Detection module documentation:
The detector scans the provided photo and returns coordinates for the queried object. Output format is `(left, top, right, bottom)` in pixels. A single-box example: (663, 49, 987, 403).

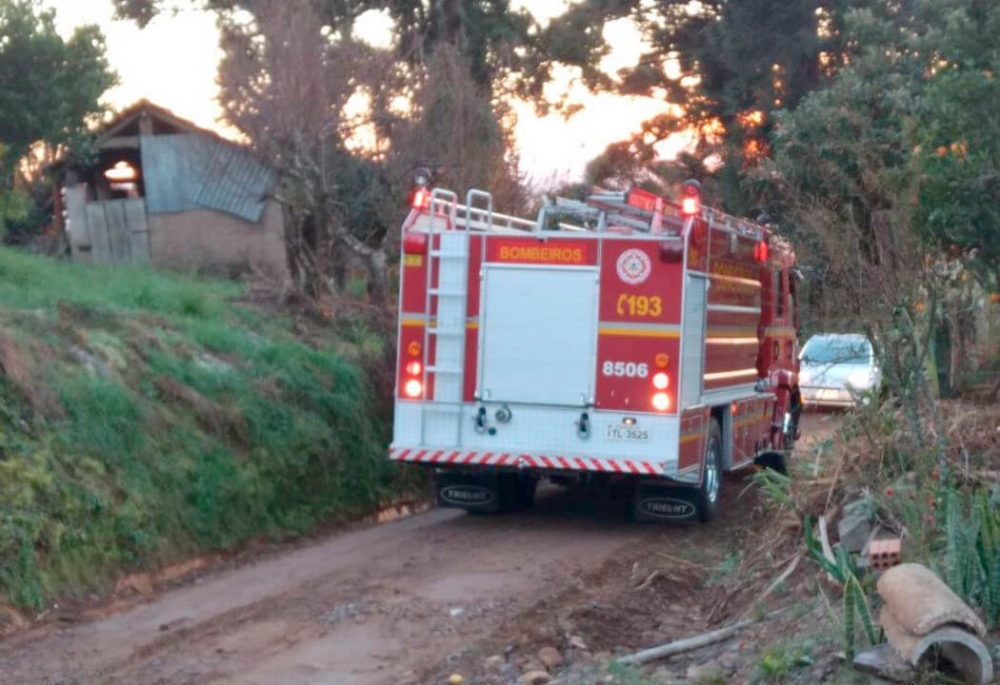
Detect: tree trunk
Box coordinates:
(363, 249, 390, 306)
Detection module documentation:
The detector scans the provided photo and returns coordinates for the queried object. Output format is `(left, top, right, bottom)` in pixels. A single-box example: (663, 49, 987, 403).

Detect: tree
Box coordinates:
(114, 0, 546, 93)
(216, 3, 527, 303)
(913, 0, 1000, 284)
(553, 0, 874, 213)
(761, 3, 985, 455)
(0, 0, 116, 234)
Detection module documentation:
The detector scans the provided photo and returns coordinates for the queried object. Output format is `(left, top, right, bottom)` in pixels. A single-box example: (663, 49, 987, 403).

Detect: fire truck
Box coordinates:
(389, 178, 802, 522)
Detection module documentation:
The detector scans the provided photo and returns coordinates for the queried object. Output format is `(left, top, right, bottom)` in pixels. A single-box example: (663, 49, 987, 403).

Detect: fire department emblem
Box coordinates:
(616, 249, 652, 285)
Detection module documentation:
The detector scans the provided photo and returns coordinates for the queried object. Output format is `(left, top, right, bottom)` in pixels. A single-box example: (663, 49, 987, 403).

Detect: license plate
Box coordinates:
(606, 426, 649, 441)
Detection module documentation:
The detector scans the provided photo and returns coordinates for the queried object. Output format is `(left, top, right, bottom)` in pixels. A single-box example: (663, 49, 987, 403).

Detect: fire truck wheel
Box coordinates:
(498, 473, 537, 511)
(516, 475, 538, 509)
(697, 418, 723, 522)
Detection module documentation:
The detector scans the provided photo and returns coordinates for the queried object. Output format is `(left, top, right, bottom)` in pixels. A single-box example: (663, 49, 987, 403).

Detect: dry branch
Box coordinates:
(616, 608, 786, 666)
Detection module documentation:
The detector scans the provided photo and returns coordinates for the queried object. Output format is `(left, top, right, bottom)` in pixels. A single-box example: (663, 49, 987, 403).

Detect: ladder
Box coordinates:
(417, 189, 482, 446)
(535, 190, 685, 235)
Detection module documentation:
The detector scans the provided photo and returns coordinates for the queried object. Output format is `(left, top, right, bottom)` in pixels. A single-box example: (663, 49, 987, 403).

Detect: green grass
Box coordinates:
(0, 248, 420, 609)
(0, 247, 239, 317)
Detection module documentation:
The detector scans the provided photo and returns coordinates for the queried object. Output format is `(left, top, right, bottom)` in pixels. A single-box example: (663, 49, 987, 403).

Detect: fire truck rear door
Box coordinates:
(478, 265, 599, 406)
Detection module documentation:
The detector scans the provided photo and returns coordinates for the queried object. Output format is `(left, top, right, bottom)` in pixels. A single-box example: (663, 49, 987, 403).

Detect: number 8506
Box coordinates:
(602, 361, 649, 378)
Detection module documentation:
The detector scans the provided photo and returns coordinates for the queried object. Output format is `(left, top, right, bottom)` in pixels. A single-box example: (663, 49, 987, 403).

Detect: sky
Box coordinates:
(44, 0, 679, 184)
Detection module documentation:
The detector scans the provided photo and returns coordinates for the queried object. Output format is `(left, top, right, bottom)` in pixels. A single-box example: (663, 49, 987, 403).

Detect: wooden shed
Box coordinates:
(57, 100, 287, 278)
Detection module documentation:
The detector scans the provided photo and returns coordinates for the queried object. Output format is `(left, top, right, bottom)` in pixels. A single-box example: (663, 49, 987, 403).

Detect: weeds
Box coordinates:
(935, 487, 1000, 629)
(749, 468, 795, 510)
(708, 551, 742, 587)
(804, 518, 879, 660)
(752, 639, 816, 684)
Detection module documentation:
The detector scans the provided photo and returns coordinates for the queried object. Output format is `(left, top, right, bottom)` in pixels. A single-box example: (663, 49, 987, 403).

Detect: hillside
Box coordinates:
(0, 248, 415, 610)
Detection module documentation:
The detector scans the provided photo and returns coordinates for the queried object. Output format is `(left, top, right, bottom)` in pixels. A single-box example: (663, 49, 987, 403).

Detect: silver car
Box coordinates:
(799, 333, 880, 408)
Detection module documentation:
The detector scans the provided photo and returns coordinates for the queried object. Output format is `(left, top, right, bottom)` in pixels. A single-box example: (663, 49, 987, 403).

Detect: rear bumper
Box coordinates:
(388, 446, 671, 478)
(801, 386, 859, 408)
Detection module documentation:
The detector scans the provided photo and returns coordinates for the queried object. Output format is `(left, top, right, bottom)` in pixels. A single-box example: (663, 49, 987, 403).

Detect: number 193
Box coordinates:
(617, 294, 662, 317)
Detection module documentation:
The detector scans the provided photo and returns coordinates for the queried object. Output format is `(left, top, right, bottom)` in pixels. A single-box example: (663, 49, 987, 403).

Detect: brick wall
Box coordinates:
(149, 199, 288, 278)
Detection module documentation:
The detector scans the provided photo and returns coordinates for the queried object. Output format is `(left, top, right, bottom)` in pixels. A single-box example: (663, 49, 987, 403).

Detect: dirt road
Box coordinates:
(0, 413, 840, 685)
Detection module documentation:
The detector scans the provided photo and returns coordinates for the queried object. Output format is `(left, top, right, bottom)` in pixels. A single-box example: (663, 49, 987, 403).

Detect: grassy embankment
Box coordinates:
(0, 248, 416, 609)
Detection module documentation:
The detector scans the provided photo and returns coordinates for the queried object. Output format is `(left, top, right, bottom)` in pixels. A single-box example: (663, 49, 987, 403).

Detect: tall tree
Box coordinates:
(554, 0, 868, 213)
(761, 2, 999, 424)
(0, 0, 116, 234)
(114, 0, 545, 94)
(215, 3, 528, 302)
(913, 0, 1000, 284)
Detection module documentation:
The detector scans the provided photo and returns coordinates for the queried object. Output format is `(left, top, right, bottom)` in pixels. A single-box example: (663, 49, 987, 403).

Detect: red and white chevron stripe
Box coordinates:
(389, 447, 665, 476)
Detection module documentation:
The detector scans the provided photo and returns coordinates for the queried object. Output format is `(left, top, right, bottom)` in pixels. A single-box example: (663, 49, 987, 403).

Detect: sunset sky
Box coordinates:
(43, 0, 681, 183)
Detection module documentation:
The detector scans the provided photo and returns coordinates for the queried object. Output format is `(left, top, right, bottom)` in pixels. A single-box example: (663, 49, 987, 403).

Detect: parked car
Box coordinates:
(799, 333, 881, 408)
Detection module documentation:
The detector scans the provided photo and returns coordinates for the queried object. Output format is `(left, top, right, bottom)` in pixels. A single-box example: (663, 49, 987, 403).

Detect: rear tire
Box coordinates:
(697, 418, 723, 523)
(498, 472, 537, 511)
(516, 476, 538, 508)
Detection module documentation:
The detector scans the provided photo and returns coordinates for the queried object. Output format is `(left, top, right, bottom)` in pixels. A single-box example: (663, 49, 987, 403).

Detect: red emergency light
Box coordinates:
(754, 241, 769, 262)
(411, 188, 431, 211)
(680, 179, 701, 216)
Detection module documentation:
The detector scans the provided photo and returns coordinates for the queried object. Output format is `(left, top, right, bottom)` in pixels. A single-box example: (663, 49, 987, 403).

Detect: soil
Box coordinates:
(0, 414, 842, 685)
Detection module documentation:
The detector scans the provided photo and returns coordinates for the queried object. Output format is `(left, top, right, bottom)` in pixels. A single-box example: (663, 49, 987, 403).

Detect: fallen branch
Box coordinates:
(615, 608, 785, 666)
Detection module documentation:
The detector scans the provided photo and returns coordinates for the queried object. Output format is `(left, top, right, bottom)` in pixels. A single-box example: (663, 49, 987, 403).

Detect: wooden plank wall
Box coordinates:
(82, 199, 150, 264)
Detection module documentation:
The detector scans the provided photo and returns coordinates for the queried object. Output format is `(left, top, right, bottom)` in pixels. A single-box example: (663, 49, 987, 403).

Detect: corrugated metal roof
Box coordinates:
(141, 134, 274, 223)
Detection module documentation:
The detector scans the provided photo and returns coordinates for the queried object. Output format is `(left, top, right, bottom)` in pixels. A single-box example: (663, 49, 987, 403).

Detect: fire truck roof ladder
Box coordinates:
(534, 191, 681, 235)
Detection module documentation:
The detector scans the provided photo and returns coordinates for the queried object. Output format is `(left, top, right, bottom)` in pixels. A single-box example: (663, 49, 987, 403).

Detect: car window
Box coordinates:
(802, 337, 870, 365)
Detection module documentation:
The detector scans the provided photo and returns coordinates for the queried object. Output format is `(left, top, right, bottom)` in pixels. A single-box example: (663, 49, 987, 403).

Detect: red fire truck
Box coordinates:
(389, 179, 802, 522)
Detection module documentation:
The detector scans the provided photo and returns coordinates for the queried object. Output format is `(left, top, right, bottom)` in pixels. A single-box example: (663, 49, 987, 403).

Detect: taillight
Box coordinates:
(402, 231, 428, 255)
(651, 357, 671, 411)
(402, 340, 424, 399)
(404, 379, 423, 398)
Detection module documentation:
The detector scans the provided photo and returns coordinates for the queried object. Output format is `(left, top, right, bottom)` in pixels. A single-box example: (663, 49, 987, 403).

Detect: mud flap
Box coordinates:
(754, 451, 788, 475)
(435, 471, 502, 513)
(631, 483, 701, 524)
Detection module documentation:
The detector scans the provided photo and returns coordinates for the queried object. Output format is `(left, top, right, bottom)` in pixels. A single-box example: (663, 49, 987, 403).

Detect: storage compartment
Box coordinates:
(478, 266, 599, 406)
